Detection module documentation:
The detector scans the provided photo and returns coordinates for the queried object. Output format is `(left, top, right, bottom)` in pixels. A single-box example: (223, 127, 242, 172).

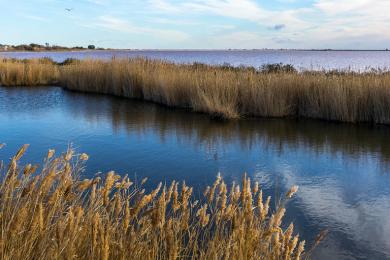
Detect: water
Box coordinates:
(2, 50, 390, 71)
(1, 86, 390, 259)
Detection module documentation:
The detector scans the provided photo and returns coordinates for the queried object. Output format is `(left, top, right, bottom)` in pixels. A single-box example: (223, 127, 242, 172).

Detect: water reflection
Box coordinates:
(1, 86, 390, 259)
(64, 89, 390, 169)
(64, 89, 390, 258)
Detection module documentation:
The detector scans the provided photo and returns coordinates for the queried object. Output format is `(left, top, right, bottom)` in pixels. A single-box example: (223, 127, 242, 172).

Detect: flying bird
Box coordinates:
(65, 8, 73, 12)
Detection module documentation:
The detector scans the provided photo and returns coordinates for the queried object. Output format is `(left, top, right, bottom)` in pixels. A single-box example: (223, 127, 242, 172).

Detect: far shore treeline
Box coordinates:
(0, 43, 102, 51)
(0, 57, 389, 124)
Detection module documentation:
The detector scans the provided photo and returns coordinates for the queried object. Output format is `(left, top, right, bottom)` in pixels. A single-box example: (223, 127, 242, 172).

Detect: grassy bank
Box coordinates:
(1, 57, 390, 124)
(0, 144, 307, 259)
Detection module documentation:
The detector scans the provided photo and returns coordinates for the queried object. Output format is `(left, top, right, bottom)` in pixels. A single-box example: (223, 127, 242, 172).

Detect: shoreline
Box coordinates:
(1, 57, 390, 124)
(1, 49, 390, 52)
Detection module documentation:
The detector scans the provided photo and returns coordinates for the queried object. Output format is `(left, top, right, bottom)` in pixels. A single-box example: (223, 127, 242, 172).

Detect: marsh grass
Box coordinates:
(0, 58, 60, 86)
(1, 57, 390, 123)
(60, 59, 390, 123)
(0, 145, 306, 259)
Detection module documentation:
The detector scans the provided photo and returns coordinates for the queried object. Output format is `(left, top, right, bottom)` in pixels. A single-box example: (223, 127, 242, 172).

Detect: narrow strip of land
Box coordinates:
(1, 57, 389, 124)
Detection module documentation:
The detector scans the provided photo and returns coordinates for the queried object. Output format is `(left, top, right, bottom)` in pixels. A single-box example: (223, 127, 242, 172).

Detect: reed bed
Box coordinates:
(1, 57, 390, 124)
(60, 59, 390, 123)
(0, 144, 307, 259)
(0, 58, 59, 86)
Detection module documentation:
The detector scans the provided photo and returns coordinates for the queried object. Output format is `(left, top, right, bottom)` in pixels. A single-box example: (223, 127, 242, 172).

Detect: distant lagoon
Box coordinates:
(2, 49, 390, 71)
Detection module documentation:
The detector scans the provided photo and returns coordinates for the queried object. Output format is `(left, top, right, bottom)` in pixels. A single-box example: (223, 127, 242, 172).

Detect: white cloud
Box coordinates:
(22, 14, 49, 22)
(149, 0, 309, 31)
(182, 0, 269, 21)
(149, 0, 269, 20)
(95, 16, 190, 42)
(315, 0, 374, 14)
(85, 0, 108, 5)
(302, 0, 390, 48)
(145, 0, 390, 48)
(149, 0, 182, 13)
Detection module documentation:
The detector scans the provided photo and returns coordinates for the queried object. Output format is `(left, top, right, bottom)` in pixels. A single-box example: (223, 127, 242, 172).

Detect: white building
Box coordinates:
(0, 45, 9, 51)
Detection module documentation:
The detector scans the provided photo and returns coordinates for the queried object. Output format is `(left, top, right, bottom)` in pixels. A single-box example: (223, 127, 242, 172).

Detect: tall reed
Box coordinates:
(60, 59, 390, 123)
(0, 58, 59, 86)
(1, 57, 390, 124)
(0, 145, 306, 259)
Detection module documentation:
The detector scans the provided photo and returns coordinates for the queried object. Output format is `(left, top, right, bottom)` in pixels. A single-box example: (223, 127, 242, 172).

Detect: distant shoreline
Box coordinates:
(1, 49, 390, 52)
(0, 49, 107, 53)
(0, 43, 389, 53)
(0, 43, 106, 52)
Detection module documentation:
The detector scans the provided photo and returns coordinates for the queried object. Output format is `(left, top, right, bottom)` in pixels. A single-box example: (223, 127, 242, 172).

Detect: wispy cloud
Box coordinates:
(148, 0, 309, 32)
(21, 14, 49, 22)
(182, 0, 269, 21)
(145, 0, 390, 48)
(85, 0, 109, 5)
(3, 0, 390, 49)
(315, 0, 373, 14)
(149, 0, 269, 21)
(149, 0, 182, 13)
(95, 15, 190, 42)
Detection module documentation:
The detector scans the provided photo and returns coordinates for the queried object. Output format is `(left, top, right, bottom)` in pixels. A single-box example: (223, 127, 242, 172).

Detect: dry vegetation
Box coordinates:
(1, 57, 390, 123)
(0, 58, 59, 86)
(0, 144, 307, 259)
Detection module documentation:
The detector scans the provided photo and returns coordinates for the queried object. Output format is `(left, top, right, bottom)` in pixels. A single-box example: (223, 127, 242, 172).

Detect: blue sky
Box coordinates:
(1, 0, 389, 49)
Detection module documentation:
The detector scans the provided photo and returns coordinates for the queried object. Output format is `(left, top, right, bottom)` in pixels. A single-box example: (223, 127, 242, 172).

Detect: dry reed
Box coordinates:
(0, 58, 59, 86)
(1, 57, 389, 123)
(60, 59, 390, 123)
(0, 145, 306, 259)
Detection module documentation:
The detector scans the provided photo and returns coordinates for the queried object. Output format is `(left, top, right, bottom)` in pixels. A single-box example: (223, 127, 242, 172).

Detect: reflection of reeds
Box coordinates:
(64, 93, 390, 166)
(1, 57, 390, 123)
(1, 145, 305, 259)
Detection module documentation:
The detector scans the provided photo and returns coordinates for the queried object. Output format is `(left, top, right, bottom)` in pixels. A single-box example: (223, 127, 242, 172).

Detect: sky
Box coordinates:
(1, 0, 390, 49)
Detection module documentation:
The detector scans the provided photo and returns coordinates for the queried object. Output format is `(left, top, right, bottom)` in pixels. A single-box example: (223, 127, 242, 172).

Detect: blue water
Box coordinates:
(1, 86, 390, 259)
(2, 50, 390, 71)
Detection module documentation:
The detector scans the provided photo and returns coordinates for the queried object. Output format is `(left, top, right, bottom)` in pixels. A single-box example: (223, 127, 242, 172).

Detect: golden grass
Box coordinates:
(0, 58, 59, 86)
(61, 59, 390, 123)
(0, 145, 306, 259)
(1, 57, 390, 123)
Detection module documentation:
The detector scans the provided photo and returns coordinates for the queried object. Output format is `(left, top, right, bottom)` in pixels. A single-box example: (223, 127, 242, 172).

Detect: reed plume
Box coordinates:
(0, 145, 309, 259)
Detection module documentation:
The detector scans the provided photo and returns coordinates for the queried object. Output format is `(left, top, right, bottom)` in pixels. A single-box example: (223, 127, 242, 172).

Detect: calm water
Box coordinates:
(2, 50, 390, 71)
(1, 87, 390, 259)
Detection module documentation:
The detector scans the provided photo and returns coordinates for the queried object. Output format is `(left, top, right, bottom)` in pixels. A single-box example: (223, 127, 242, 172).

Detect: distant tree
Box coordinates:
(29, 43, 41, 48)
(88, 45, 95, 50)
(45, 43, 50, 47)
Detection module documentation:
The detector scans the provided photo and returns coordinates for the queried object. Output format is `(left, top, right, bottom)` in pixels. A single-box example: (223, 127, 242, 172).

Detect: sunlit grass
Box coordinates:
(1, 57, 390, 123)
(0, 58, 59, 86)
(0, 144, 307, 259)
